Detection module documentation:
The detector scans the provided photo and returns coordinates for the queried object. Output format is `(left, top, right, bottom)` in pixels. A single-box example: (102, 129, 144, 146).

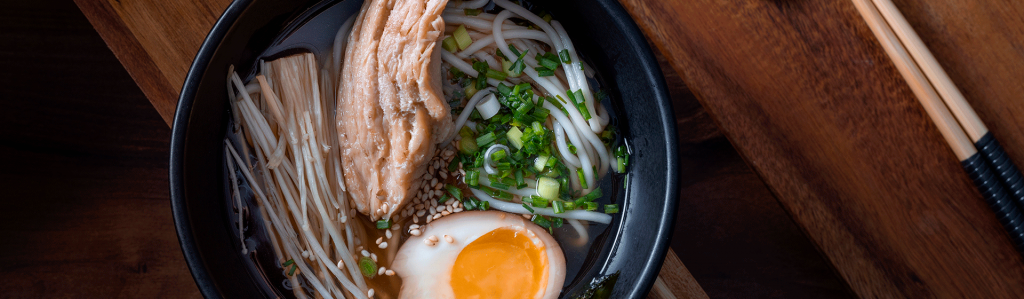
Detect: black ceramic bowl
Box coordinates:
(170, 0, 679, 298)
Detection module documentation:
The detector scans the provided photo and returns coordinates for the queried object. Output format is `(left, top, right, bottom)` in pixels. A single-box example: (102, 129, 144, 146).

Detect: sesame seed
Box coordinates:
(431, 178, 438, 186)
(410, 224, 420, 229)
(368, 289, 375, 298)
(425, 173, 433, 180)
(385, 270, 395, 276)
(416, 210, 426, 217)
(447, 205, 453, 213)
(382, 203, 389, 214)
(433, 213, 441, 220)
(444, 235, 454, 243)
(378, 267, 386, 276)
(361, 250, 370, 257)
(426, 216, 432, 224)
(379, 242, 388, 249)
(441, 211, 450, 216)
(428, 235, 438, 242)
(375, 237, 382, 245)
(337, 260, 344, 269)
(424, 238, 434, 246)
(410, 229, 421, 236)
(371, 253, 377, 262)
(440, 172, 448, 179)
(386, 230, 393, 239)
(434, 190, 442, 197)
(436, 206, 445, 212)
(454, 207, 464, 213)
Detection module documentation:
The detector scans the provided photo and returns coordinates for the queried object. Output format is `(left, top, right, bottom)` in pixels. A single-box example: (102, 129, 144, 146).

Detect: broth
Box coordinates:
(223, 0, 627, 297)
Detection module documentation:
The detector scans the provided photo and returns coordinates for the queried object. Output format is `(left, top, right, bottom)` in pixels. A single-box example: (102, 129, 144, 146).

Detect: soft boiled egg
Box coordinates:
(391, 210, 566, 299)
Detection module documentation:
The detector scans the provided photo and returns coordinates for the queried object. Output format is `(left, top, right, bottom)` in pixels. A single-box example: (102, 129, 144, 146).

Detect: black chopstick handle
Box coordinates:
(962, 152, 1024, 252)
(976, 132, 1024, 207)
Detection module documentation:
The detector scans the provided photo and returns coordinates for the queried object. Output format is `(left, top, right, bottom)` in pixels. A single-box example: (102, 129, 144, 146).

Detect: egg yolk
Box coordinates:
(450, 227, 548, 299)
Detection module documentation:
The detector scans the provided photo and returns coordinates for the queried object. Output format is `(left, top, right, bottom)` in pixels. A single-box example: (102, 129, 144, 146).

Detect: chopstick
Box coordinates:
(868, 0, 1024, 205)
(851, 0, 1024, 252)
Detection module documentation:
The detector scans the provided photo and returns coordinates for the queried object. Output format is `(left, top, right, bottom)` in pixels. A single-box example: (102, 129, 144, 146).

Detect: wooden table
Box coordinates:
(57, 0, 1024, 297)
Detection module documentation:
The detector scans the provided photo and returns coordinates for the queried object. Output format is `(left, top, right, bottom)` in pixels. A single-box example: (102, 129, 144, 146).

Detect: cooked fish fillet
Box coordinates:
(338, 0, 452, 221)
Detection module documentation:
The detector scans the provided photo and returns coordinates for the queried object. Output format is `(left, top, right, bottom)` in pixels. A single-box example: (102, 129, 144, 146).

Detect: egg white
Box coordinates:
(390, 210, 566, 299)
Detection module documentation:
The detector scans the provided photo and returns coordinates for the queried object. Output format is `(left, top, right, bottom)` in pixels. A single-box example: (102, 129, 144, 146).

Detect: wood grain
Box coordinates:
(73, 0, 230, 125)
(619, 0, 1024, 297)
(0, 1, 199, 297)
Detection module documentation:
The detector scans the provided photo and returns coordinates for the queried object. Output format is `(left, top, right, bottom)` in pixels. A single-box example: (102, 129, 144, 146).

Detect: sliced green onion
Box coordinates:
(454, 25, 472, 50)
(485, 68, 507, 80)
(476, 132, 497, 148)
(480, 200, 490, 210)
(359, 257, 377, 278)
(448, 157, 460, 172)
(376, 219, 391, 229)
(531, 196, 549, 208)
(288, 264, 297, 276)
(466, 170, 480, 187)
(464, 84, 479, 98)
(563, 201, 576, 210)
(515, 169, 526, 188)
(532, 215, 551, 229)
(460, 137, 479, 154)
(464, 8, 481, 16)
(522, 203, 535, 213)
(536, 54, 560, 70)
(605, 204, 620, 214)
(553, 200, 566, 214)
(617, 157, 626, 173)
(490, 181, 510, 190)
(534, 155, 551, 172)
(442, 36, 458, 52)
(577, 168, 588, 189)
(445, 184, 463, 201)
(559, 49, 571, 63)
(492, 149, 507, 161)
(585, 201, 599, 211)
(283, 259, 295, 267)
(581, 188, 603, 202)
(463, 197, 479, 210)
(506, 127, 524, 149)
(537, 177, 559, 200)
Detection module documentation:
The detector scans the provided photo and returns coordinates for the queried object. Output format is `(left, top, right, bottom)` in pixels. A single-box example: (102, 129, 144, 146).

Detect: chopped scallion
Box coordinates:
(476, 132, 497, 148)
(553, 200, 565, 214)
(464, 8, 481, 16)
(376, 219, 391, 229)
(359, 257, 377, 278)
(466, 170, 480, 187)
(454, 25, 472, 50)
(577, 168, 588, 189)
(605, 204, 620, 214)
(522, 203, 535, 213)
(442, 36, 458, 52)
(445, 184, 463, 201)
(559, 49, 571, 63)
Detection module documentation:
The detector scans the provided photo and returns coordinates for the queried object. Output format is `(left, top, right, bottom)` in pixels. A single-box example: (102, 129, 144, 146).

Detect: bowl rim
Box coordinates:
(169, 0, 680, 298)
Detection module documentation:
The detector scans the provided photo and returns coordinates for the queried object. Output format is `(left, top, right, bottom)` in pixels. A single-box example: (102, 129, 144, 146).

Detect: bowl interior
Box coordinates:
(170, 0, 679, 298)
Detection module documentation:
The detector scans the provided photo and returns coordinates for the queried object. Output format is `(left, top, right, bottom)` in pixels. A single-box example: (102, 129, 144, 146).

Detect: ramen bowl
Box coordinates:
(169, 0, 679, 297)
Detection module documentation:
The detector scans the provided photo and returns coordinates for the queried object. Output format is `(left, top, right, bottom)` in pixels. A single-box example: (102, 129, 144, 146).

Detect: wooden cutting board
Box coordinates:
(73, 0, 708, 298)
(618, 0, 1024, 297)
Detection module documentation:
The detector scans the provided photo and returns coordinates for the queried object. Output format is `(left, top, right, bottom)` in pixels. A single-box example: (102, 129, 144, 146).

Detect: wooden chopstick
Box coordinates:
(867, 0, 1024, 207)
(849, 0, 975, 160)
(869, 0, 988, 141)
(852, 0, 1024, 252)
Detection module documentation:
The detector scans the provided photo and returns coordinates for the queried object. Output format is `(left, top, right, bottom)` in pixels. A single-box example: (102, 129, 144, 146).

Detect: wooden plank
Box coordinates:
(74, 0, 713, 297)
(73, 0, 230, 125)
(618, 0, 1024, 297)
(650, 251, 710, 299)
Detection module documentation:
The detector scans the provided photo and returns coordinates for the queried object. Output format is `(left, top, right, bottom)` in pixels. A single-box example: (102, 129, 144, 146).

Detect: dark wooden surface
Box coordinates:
(620, 0, 1024, 297)
(0, 0, 853, 298)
